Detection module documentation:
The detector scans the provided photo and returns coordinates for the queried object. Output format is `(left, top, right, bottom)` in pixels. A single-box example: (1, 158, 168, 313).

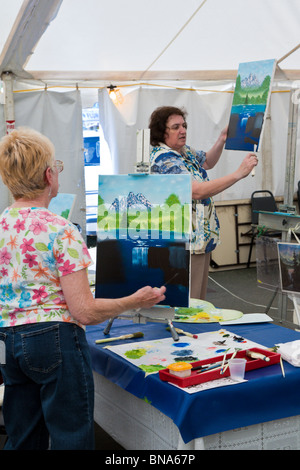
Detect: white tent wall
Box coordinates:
(0, 89, 87, 239)
(98, 83, 300, 202)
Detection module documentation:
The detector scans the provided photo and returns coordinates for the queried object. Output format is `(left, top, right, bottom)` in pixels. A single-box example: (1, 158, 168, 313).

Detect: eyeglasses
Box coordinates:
(53, 160, 64, 173)
(166, 122, 188, 131)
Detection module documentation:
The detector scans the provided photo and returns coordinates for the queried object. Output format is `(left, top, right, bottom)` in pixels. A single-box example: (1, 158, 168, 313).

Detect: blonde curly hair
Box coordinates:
(0, 127, 55, 200)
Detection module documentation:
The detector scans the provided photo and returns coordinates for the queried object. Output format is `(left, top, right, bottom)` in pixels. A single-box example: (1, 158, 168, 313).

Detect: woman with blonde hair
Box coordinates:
(0, 127, 165, 450)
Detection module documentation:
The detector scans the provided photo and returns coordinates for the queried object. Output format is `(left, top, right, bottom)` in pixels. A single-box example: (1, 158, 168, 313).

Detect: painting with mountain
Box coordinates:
(95, 174, 192, 307)
(225, 59, 276, 151)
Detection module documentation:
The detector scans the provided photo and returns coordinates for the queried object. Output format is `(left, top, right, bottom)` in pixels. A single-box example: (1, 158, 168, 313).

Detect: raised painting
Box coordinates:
(225, 59, 276, 151)
(95, 174, 191, 307)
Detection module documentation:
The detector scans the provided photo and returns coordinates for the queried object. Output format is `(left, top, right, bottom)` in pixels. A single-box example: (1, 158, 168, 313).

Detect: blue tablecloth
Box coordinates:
(86, 318, 300, 444)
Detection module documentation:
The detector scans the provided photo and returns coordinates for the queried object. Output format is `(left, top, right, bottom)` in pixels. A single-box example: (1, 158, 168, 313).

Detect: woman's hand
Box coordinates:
(130, 285, 166, 309)
(60, 269, 166, 325)
(236, 153, 258, 179)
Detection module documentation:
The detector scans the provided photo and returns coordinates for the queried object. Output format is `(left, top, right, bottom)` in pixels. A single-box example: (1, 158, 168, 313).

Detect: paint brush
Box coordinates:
(95, 332, 144, 344)
(166, 326, 198, 339)
(246, 350, 270, 362)
(220, 348, 230, 374)
(192, 360, 224, 372)
(135, 273, 179, 313)
(163, 272, 179, 286)
(196, 363, 225, 374)
(221, 348, 240, 374)
(280, 356, 285, 378)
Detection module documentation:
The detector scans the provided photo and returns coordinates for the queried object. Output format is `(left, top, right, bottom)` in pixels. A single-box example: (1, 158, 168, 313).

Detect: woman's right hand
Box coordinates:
(237, 153, 258, 178)
(131, 285, 166, 309)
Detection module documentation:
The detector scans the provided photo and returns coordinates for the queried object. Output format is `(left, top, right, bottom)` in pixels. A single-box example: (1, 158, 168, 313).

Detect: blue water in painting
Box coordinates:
(225, 104, 266, 151)
(95, 230, 190, 307)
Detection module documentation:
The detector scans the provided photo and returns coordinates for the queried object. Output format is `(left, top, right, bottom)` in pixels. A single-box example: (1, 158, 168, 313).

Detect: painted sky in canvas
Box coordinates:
(238, 59, 275, 84)
(98, 174, 191, 206)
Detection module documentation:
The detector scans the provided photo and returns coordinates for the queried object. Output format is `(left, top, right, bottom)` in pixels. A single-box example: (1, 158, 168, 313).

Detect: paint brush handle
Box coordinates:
(197, 364, 223, 374)
(221, 350, 238, 374)
(95, 332, 144, 344)
(180, 330, 198, 339)
(246, 350, 270, 361)
(166, 327, 198, 339)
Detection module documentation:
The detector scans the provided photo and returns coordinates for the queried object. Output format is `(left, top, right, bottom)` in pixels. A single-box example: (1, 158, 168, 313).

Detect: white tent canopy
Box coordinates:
(1, 0, 299, 81)
(0, 0, 299, 225)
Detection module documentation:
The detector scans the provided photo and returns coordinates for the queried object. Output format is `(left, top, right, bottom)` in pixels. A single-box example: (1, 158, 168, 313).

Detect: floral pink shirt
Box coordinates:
(0, 207, 93, 327)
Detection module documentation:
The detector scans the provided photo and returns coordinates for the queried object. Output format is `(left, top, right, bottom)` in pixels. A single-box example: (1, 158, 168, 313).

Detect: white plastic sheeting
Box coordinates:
(0, 90, 87, 237)
(98, 84, 299, 201)
(9, 0, 300, 78)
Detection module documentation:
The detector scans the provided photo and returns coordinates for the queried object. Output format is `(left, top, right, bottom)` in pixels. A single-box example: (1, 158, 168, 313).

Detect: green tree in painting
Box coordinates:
(165, 193, 181, 207)
(232, 73, 271, 106)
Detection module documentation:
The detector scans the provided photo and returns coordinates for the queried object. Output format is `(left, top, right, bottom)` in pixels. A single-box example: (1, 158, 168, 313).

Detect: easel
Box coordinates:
(100, 128, 190, 342)
(257, 87, 299, 328)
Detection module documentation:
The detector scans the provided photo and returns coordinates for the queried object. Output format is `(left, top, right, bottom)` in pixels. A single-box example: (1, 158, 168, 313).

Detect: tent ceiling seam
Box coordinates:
(139, 0, 208, 79)
(277, 43, 300, 65)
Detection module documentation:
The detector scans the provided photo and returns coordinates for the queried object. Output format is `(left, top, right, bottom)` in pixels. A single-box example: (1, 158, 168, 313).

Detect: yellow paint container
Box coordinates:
(168, 362, 192, 378)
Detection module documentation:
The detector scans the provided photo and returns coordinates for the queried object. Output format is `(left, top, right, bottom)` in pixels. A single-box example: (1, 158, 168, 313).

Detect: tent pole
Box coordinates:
(261, 112, 273, 190)
(278, 88, 299, 325)
(1, 71, 15, 134)
(1, 71, 14, 207)
(283, 88, 299, 210)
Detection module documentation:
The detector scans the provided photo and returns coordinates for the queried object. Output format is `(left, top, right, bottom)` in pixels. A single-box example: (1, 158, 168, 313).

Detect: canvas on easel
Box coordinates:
(225, 59, 276, 152)
(48, 193, 76, 220)
(95, 174, 191, 307)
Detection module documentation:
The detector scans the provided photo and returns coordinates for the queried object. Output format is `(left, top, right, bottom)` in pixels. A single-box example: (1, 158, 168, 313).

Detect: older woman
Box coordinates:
(0, 127, 165, 450)
(149, 106, 258, 300)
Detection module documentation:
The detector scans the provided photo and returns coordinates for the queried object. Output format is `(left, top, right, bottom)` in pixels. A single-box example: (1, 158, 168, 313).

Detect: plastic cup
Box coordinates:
(228, 358, 246, 381)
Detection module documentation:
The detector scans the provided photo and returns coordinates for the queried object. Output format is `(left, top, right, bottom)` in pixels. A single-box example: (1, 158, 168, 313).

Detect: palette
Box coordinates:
(159, 348, 281, 388)
(174, 299, 243, 323)
(105, 329, 265, 375)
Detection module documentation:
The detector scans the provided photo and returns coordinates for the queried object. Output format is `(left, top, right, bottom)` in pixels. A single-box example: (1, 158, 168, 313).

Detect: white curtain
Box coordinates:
(11, 90, 87, 238)
(98, 84, 300, 201)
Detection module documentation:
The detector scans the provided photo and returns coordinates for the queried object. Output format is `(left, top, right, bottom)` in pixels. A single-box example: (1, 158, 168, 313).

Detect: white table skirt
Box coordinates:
(93, 372, 300, 450)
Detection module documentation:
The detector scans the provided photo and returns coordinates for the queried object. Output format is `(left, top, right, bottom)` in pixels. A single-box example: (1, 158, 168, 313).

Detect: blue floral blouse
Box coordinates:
(150, 143, 220, 254)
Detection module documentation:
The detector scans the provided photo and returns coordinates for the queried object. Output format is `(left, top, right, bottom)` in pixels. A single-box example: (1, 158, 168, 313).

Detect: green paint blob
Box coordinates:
(124, 348, 147, 359)
(139, 364, 165, 373)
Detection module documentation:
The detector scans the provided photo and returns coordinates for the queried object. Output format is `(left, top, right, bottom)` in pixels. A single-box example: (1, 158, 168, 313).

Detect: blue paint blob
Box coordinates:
(172, 342, 190, 348)
(216, 348, 227, 353)
(171, 349, 193, 357)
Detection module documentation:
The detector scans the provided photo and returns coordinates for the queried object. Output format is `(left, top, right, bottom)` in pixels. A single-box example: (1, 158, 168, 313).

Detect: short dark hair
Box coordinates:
(149, 106, 187, 146)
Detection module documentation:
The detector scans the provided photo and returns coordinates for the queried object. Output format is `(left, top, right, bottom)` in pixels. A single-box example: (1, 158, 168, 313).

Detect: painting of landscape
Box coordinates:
(49, 193, 76, 219)
(278, 242, 300, 294)
(95, 174, 192, 307)
(225, 59, 276, 151)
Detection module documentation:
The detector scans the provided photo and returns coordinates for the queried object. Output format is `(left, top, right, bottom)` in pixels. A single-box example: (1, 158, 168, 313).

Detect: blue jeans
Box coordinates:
(0, 322, 95, 450)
